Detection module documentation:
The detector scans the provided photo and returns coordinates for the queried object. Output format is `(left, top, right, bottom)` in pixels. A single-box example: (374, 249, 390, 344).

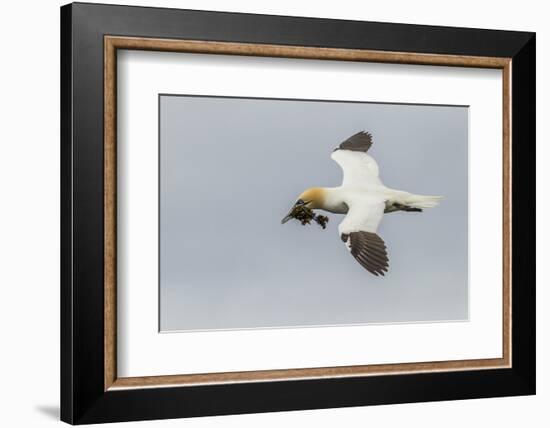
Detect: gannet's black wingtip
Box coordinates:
(336, 131, 374, 153)
(342, 231, 389, 276)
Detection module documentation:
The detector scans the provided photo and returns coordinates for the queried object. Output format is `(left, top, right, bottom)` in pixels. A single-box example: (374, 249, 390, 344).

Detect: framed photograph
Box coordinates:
(60, 2, 535, 424)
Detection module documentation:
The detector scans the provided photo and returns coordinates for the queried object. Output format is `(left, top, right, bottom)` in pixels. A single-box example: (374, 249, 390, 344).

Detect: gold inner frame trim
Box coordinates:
(104, 35, 512, 391)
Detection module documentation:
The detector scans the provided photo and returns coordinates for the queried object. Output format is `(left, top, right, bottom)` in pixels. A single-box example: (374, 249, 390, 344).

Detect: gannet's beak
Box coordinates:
(281, 204, 296, 224)
(281, 212, 293, 224)
(281, 199, 306, 224)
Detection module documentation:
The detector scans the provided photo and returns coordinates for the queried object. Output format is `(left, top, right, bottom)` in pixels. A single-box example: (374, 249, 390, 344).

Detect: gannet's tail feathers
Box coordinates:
(403, 194, 443, 209)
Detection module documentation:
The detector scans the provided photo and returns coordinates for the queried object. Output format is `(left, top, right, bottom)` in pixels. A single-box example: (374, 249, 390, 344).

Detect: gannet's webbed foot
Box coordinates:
(393, 203, 423, 213)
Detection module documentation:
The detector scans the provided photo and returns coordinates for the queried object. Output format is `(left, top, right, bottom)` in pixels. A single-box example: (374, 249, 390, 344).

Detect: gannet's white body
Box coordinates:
(282, 131, 442, 276)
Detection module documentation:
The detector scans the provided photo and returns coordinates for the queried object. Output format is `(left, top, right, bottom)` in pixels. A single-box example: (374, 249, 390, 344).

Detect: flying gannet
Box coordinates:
(282, 131, 442, 276)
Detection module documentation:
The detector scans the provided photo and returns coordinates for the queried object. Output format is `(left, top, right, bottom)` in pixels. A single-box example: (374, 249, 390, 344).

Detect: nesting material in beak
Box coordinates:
(281, 202, 329, 229)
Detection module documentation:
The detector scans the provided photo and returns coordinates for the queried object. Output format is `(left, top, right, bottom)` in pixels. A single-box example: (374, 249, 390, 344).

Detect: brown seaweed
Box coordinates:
(287, 205, 329, 229)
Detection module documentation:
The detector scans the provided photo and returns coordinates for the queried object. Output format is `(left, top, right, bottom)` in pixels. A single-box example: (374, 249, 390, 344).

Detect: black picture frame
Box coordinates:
(61, 2, 535, 424)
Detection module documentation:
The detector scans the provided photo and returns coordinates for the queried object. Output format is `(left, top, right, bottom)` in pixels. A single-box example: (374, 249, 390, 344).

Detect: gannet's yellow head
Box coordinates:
(297, 187, 326, 209)
(281, 187, 326, 224)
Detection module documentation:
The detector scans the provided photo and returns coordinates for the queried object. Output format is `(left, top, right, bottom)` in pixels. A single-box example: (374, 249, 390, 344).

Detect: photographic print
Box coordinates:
(62, 6, 535, 422)
(159, 95, 468, 332)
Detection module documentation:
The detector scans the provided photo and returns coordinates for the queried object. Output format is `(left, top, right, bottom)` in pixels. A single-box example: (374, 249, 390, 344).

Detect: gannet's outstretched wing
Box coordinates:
(338, 197, 389, 276)
(331, 131, 383, 187)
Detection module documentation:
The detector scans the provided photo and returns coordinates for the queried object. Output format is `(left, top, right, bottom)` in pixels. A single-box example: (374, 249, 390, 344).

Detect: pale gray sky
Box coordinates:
(159, 95, 468, 332)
